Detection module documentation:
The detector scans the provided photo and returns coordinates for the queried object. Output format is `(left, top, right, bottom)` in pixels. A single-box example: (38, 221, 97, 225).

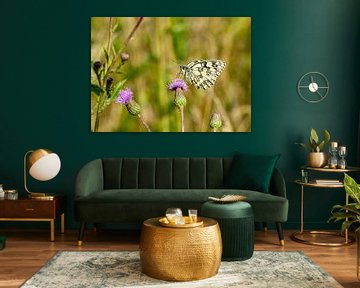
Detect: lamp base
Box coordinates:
(28, 192, 55, 200)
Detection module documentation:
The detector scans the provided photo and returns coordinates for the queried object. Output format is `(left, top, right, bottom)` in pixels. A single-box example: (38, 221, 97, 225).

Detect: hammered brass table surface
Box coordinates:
(139, 217, 222, 281)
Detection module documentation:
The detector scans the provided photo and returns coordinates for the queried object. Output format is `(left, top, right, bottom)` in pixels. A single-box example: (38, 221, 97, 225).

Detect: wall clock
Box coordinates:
(297, 72, 329, 103)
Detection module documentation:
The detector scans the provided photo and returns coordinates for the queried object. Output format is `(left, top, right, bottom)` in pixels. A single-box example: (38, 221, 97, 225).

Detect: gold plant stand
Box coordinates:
(291, 166, 360, 246)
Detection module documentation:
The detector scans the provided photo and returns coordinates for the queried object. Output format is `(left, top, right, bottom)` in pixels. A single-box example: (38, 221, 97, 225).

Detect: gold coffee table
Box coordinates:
(139, 217, 222, 281)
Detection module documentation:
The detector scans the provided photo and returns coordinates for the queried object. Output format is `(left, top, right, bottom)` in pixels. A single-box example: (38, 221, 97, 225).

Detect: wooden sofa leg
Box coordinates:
(276, 222, 284, 246)
(262, 222, 268, 232)
(77, 222, 86, 246)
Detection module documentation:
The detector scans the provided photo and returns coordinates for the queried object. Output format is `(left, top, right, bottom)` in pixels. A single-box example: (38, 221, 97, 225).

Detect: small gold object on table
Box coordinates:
(159, 216, 203, 228)
(140, 217, 222, 281)
(208, 194, 246, 203)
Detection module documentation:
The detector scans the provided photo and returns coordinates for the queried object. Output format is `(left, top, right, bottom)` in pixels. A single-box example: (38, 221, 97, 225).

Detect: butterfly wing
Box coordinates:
(182, 60, 226, 90)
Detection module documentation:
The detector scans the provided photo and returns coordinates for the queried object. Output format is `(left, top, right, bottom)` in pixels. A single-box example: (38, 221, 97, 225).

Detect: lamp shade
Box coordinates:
(28, 149, 61, 181)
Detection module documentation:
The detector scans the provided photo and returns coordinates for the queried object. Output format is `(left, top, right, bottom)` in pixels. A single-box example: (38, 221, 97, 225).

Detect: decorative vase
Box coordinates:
(308, 152, 328, 168)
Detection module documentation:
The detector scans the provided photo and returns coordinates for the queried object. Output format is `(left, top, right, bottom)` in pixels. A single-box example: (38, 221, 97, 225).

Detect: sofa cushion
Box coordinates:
(224, 153, 280, 193)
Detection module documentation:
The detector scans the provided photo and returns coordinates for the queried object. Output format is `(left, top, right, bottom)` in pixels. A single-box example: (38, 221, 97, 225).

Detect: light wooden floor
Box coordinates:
(0, 228, 358, 288)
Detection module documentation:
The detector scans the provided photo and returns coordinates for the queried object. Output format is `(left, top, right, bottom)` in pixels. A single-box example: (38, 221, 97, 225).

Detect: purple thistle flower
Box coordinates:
(116, 88, 133, 104)
(168, 79, 187, 91)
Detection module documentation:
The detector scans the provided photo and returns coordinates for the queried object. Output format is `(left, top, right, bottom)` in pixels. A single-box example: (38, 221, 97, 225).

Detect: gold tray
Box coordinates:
(208, 194, 246, 203)
(159, 216, 204, 228)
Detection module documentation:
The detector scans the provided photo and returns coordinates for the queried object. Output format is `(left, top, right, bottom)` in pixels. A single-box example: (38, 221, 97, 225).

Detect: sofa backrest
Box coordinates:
(102, 158, 233, 189)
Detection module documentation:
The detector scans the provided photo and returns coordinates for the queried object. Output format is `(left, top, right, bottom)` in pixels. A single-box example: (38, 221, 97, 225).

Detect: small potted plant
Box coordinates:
(296, 128, 330, 167)
(329, 173, 360, 279)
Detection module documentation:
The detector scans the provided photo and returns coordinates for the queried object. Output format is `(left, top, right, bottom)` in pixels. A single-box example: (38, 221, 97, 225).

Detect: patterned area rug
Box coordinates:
(21, 251, 342, 288)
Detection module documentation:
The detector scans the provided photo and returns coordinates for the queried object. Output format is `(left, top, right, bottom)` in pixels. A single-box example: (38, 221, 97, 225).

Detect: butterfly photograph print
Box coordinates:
(91, 17, 251, 132)
(179, 60, 226, 90)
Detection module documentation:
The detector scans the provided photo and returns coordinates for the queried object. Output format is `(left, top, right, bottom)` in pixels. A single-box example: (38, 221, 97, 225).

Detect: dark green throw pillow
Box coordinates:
(224, 153, 280, 193)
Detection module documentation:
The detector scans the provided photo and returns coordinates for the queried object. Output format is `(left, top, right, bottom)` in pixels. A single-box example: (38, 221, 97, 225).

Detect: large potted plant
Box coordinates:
(329, 173, 360, 279)
(296, 128, 330, 167)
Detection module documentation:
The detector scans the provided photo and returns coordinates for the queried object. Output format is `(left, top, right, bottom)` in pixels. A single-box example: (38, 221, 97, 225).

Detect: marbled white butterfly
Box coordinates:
(179, 60, 226, 90)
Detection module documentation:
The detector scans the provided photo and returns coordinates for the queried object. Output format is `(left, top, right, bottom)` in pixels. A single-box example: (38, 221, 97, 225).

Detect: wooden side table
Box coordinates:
(0, 195, 65, 241)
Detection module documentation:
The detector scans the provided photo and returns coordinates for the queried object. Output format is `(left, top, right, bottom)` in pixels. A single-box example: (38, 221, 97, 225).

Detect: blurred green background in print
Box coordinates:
(91, 17, 251, 132)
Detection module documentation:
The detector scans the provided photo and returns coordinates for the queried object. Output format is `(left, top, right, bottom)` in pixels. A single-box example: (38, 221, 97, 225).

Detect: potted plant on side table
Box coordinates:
(329, 173, 360, 279)
(296, 128, 330, 168)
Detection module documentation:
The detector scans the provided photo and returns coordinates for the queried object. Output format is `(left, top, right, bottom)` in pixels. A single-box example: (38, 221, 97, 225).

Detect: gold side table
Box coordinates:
(291, 166, 359, 246)
(139, 217, 222, 281)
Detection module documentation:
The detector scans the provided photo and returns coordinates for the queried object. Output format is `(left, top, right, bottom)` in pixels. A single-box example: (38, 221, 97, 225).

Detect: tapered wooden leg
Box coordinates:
(77, 222, 86, 246)
(276, 222, 285, 246)
(262, 222, 268, 232)
(61, 213, 65, 234)
(50, 220, 55, 242)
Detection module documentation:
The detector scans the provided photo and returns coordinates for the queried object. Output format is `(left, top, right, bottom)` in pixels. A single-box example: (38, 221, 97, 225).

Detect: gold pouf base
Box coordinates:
(140, 217, 222, 281)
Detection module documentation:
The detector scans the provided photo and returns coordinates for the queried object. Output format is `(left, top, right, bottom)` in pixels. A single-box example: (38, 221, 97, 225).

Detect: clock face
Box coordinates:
(297, 72, 329, 103)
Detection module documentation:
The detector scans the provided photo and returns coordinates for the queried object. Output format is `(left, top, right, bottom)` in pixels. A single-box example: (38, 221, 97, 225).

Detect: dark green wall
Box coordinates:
(1, 0, 359, 230)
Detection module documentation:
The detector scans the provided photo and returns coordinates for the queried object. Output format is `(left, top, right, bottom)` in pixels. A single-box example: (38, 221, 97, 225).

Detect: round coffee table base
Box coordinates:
(291, 230, 355, 247)
(140, 217, 222, 281)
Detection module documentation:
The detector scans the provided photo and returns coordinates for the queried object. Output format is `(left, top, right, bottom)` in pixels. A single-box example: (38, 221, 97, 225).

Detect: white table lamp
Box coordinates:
(24, 149, 61, 199)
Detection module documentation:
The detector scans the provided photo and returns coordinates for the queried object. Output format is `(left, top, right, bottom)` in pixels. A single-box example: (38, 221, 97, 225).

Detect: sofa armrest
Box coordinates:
(269, 168, 287, 198)
(75, 159, 104, 199)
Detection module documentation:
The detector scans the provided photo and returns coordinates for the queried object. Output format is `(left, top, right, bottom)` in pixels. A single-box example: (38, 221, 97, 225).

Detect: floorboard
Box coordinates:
(0, 229, 358, 288)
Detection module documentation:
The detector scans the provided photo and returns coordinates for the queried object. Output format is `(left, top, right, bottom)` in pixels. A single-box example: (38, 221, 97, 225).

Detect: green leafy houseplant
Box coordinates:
(296, 128, 331, 152)
(329, 173, 360, 233)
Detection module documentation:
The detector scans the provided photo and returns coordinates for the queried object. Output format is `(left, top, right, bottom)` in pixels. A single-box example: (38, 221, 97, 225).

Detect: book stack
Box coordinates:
(314, 179, 341, 185)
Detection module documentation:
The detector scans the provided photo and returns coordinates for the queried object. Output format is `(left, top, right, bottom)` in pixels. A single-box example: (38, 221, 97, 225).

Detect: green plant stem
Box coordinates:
(94, 91, 108, 132)
(212, 128, 217, 132)
(180, 107, 185, 132)
(94, 107, 100, 132)
(95, 72, 102, 87)
(138, 114, 151, 132)
(107, 17, 113, 56)
(124, 17, 144, 48)
(104, 17, 144, 81)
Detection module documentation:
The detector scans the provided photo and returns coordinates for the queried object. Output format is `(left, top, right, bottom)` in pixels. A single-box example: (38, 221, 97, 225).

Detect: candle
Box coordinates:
(338, 146, 346, 153)
(330, 142, 338, 148)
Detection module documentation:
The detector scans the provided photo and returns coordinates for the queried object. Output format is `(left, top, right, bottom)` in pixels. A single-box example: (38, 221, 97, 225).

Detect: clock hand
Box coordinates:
(316, 90, 323, 98)
(308, 76, 319, 92)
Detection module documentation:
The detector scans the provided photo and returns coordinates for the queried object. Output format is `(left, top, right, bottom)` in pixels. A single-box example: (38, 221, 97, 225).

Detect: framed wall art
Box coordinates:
(91, 17, 251, 132)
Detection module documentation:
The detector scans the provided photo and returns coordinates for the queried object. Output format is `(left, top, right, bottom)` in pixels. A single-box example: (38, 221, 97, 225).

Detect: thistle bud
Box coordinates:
(126, 100, 141, 116)
(106, 77, 113, 90)
(210, 113, 222, 129)
(121, 52, 130, 63)
(174, 93, 187, 109)
(93, 61, 102, 73)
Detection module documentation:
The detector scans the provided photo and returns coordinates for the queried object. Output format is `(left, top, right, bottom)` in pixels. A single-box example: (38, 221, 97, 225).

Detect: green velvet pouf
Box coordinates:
(0, 236, 6, 250)
(201, 201, 254, 261)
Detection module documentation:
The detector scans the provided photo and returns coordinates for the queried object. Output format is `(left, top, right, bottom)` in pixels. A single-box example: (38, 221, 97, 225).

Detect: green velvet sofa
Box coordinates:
(74, 157, 288, 245)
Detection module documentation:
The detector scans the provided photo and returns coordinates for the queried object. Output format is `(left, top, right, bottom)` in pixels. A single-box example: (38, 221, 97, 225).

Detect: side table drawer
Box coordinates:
(1, 201, 55, 218)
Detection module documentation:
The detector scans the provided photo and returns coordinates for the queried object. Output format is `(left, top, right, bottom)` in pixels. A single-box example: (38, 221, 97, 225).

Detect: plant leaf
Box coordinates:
(310, 128, 319, 144)
(331, 203, 360, 214)
(323, 129, 330, 144)
(341, 220, 358, 234)
(91, 84, 103, 96)
(109, 79, 127, 101)
(344, 173, 360, 204)
(295, 142, 312, 152)
(317, 140, 325, 152)
(103, 47, 109, 63)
